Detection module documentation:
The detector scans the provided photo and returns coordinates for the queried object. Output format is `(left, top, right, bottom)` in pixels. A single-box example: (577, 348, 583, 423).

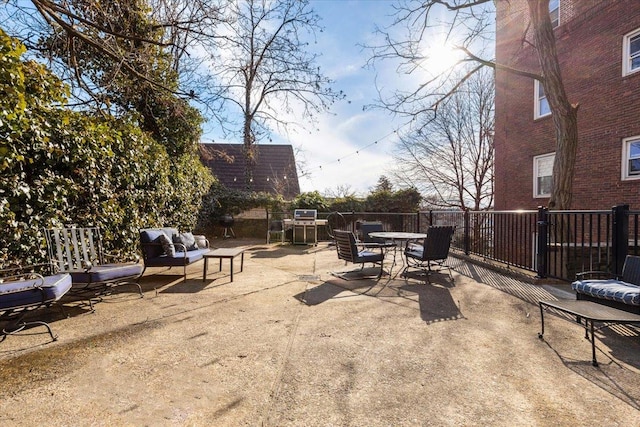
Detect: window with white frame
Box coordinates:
(534, 80, 551, 119)
(622, 136, 640, 180)
(534, 153, 555, 198)
(549, 0, 560, 28)
(623, 28, 640, 76)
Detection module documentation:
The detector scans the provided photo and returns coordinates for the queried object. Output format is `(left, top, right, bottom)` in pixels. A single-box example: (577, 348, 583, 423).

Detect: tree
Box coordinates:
(364, 179, 422, 213)
(1, 0, 221, 103)
(391, 68, 494, 210)
(0, 30, 214, 264)
(199, 0, 345, 189)
(369, 0, 577, 209)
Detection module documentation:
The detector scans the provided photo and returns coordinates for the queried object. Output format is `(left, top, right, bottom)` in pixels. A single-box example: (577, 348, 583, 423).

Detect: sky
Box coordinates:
(202, 0, 411, 197)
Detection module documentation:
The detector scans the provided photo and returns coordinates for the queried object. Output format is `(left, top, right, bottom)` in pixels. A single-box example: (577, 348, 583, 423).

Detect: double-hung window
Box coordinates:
(622, 136, 640, 180)
(534, 153, 555, 198)
(549, 0, 560, 28)
(534, 80, 551, 119)
(623, 28, 640, 76)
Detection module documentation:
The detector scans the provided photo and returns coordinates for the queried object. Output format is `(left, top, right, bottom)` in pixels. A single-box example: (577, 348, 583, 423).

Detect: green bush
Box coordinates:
(0, 30, 214, 265)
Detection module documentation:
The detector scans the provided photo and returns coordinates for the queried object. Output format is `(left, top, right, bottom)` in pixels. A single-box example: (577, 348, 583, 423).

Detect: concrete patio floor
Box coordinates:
(1, 240, 639, 426)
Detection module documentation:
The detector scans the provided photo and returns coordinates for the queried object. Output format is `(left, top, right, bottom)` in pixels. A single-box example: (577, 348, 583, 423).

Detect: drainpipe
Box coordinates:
(612, 204, 629, 276)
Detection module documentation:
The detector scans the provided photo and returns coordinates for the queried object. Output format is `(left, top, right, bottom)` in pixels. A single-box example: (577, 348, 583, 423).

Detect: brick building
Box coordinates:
(495, 0, 640, 210)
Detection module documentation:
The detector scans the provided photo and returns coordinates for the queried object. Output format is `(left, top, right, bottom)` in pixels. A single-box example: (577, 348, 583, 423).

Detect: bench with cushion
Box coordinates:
(139, 228, 210, 280)
(1, 266, 72, 341)
(571, 255, 640, 314)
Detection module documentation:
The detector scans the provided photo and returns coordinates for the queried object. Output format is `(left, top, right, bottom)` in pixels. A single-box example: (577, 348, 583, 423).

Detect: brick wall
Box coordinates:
(495, 0, 640, 210)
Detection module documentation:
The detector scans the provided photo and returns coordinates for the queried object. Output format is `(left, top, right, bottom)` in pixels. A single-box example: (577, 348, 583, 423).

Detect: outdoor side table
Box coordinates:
(203, 248, 245, 282)
(538, 299, 640, 366)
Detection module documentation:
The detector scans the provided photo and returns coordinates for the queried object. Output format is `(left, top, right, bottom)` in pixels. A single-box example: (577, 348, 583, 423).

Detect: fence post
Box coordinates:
(416, 210, 421, 233)
(266, 209, 270, 244)
(536, 206, 548, 278)
(612, 204, 629, 276)
(464, 209, 470, 255)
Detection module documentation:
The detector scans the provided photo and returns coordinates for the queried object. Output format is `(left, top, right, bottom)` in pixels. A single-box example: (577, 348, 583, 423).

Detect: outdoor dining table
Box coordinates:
(368, 232, 427, 278)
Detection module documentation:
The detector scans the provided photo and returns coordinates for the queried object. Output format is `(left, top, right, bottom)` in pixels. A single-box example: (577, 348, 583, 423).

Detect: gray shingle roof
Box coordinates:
(200, 143, 300, 199)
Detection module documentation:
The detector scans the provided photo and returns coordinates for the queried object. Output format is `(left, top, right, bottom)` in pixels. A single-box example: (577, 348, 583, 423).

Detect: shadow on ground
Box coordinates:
(295, 268, 463, 325)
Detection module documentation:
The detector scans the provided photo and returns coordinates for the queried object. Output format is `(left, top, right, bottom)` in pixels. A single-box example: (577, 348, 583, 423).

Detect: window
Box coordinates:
(534, 153, 555, 198)
(534, 80, 551, 119)
(623, 28, 640, 76)
(549, 0, 560, 28)
(622, 136, 640, 180)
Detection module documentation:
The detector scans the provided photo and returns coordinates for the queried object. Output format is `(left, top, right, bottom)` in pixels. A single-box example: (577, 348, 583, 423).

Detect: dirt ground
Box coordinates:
(1, 241, 639, 426)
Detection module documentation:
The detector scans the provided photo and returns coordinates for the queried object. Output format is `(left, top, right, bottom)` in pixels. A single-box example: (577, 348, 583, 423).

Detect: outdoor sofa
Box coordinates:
(571, 255, 640, 314)
(139, 228, 210, 280)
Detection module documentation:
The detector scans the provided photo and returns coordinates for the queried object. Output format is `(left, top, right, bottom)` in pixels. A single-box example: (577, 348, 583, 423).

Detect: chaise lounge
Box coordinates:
(0, 265, 72, 342)
(572, 255, 640, 314)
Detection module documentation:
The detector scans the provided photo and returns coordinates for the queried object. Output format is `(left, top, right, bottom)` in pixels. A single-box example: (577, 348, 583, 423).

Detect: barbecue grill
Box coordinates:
(292, 209, 320, 245)
(219, 214, 235, 239)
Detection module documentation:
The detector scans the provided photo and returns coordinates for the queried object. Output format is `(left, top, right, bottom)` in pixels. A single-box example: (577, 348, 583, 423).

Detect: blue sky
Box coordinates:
(202, 0, 405, 196)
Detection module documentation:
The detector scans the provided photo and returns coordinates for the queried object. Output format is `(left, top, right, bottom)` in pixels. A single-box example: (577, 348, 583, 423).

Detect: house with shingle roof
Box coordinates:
(199, 143, 300, 200)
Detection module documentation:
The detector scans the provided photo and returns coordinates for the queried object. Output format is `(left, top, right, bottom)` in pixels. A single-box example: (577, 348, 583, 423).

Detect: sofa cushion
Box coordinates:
(158, 233, 176, 257)
(143, 248, 209, 267)
(194, 235, 208, 249)
(173, 232, 198, 251)
(0, 273, 72, 310)
(140, 229, 166, 259)
(70, 263, 144, 285)
(572, 279, 640, 306)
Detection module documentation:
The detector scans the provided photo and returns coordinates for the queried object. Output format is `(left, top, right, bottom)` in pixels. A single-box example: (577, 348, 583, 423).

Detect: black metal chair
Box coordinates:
(359, 222, 397, 249)
(332, 229, 385, 280)
(267, 220, 285, 244)
(403, 226, 455, 280)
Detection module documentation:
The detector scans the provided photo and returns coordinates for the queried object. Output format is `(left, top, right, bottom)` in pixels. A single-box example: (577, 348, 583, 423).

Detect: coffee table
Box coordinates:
(203, 248, 245, 282)
(538, 299, 640, 366)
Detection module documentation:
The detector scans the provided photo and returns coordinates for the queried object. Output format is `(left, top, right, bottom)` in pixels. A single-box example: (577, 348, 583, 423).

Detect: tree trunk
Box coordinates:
(242, 115, 256, 191)
(527, 0, 579, 210)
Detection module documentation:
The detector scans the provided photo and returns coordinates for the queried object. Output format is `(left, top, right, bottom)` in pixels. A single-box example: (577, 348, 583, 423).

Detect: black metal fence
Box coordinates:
(271, 205, 639, 282)
(424, 204, 640, 282)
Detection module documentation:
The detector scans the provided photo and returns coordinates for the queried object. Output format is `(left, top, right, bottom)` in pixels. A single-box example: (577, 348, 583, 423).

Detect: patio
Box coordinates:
(1, 240, 639, 426)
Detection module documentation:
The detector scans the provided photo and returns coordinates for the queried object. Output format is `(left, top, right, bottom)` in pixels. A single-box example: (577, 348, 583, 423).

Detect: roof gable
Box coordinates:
(200, 143, 300, 199)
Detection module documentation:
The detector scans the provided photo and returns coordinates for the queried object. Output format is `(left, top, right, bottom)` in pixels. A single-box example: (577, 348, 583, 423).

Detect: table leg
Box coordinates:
(240, 252, 244, 272)
(590, 320, 598, 367)
(203, 257, 209, 282)
(219, 258, 222, 272)
(538, 302, 545, 339)
(230, 258, 234, 282)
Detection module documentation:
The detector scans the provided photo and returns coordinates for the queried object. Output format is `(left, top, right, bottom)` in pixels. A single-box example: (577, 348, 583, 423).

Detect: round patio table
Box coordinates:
(368, 232, 427, 278)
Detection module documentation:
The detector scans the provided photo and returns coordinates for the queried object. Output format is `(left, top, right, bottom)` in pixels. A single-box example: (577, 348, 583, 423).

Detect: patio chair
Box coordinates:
(1, 264, 72, 342)
(403, 226, 455, 280)
(267, 220, 285, 244)
(332, 229, 385, 280)
(358, 222, 397, 249)
(45, 227, 143, 309)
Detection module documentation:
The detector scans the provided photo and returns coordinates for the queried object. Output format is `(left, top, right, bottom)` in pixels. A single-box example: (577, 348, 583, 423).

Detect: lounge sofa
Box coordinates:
(139, 228, 210, 280)
(571, 255, 640, 314)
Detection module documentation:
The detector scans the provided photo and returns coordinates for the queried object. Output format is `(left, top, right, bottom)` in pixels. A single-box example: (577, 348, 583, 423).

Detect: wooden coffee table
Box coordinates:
(203, 248, 245, 282)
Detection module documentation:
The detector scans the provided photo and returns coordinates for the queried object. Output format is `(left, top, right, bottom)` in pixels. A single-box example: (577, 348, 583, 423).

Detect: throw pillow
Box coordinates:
(157, 233, 176, 257)
(173, 232, 198, 251)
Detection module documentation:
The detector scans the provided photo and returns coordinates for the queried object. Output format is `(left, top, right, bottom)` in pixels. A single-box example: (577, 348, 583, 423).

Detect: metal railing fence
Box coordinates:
(270, 205, 639, 282)
(426, 204, 640, 282)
